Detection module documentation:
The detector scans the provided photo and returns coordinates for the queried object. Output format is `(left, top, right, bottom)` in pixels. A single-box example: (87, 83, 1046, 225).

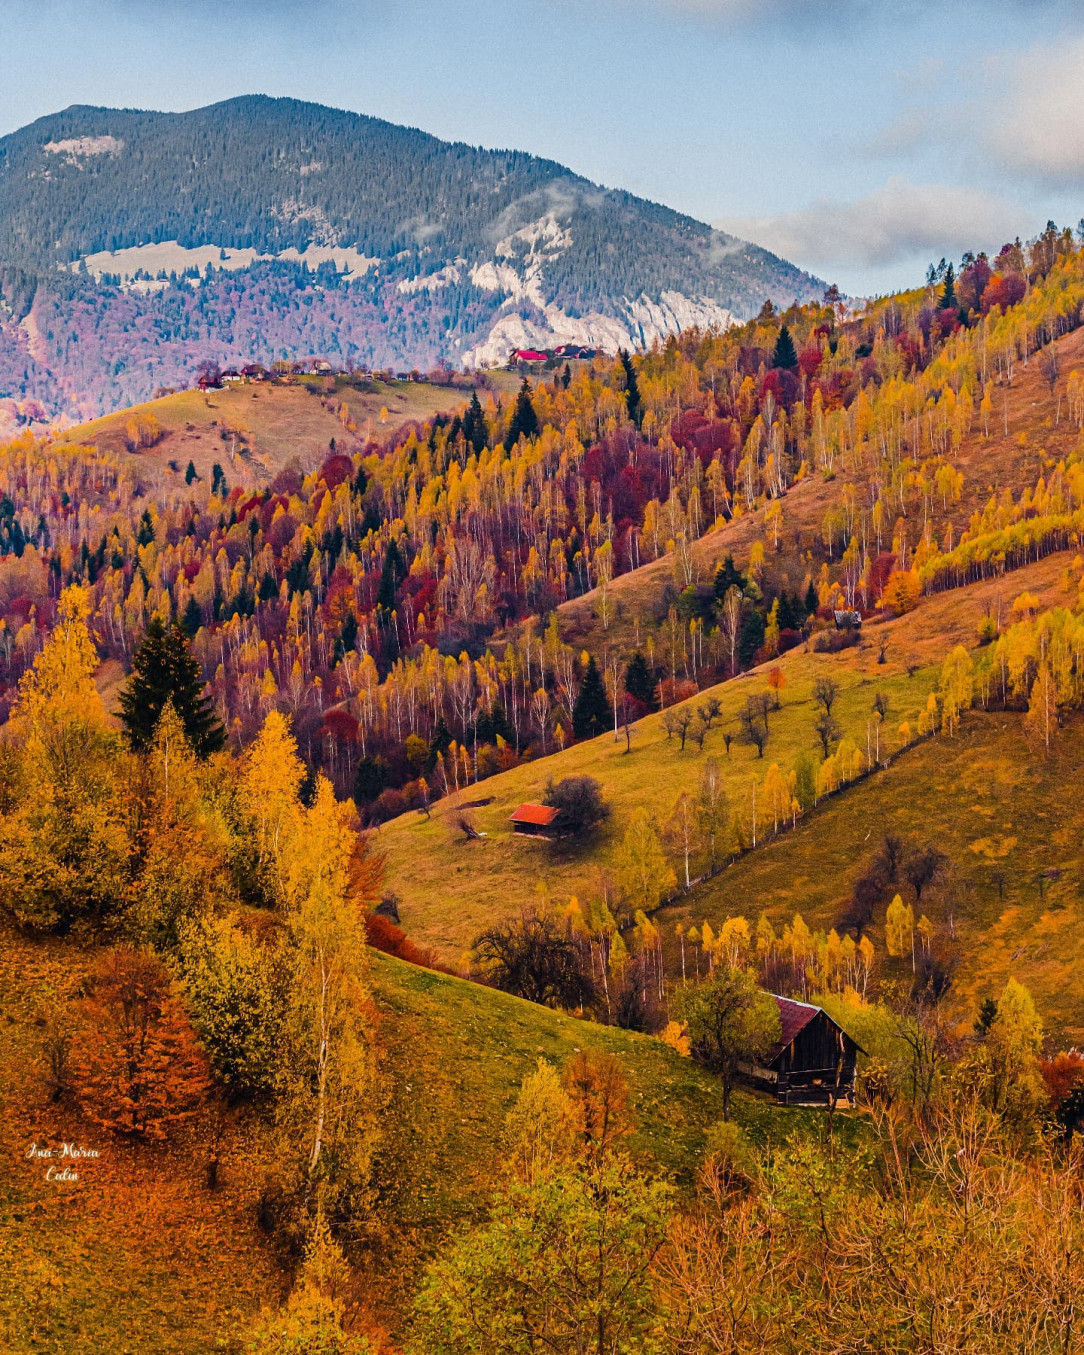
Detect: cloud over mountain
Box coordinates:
(719, 179, 1026, 280)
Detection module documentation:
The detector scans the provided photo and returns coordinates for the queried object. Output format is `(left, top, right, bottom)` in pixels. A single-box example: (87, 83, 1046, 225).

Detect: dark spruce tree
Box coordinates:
(353, 754, 390, 804)
(619, 349, 642, 427)
(624, 650, 657, 710)
(713, 555, 747, 601)
(462, 390, 488, 454)
(377, 539, 404, 612)
(939, 263, 956, 311)
(804, 580, 819, 617)
(119, 618, 225, 757)
(336, 611, 359, 662)
(772, 325, 798, 371)
(504, 379, 539, 450)
(738, 609, 766, 669)
(180, 595, 203, 639)
(572, 656, 610, 740)
(185, 460, 198, 485)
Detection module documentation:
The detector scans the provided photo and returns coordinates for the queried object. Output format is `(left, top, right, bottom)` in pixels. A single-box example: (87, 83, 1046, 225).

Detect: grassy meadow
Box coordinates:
(661, 706, 1084, 1041)
(51, 374, 481, 492)
(381, 551, 1074, 963)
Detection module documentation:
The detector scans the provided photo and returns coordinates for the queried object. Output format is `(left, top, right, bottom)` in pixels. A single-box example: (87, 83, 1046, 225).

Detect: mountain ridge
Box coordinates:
(0, 96, 821, 429)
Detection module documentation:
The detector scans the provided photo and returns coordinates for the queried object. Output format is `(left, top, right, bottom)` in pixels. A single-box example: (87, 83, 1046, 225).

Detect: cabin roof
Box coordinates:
(508, 803, 560, 826)
(773, 995, 821, 1048)
(767, 994, 865, 1063)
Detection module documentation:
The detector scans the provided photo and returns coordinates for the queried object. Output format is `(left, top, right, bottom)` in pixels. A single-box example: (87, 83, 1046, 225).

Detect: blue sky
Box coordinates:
(3, 0, 1083, 294)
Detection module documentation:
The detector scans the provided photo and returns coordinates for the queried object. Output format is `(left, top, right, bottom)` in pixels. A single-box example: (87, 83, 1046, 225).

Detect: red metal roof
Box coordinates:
(770, 995, 822, 1057)
(509, 803, 560, 826)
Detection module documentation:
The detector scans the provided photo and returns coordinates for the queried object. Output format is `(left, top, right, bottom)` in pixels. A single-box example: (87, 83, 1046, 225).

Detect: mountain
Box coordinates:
(0, 96, 821, 429)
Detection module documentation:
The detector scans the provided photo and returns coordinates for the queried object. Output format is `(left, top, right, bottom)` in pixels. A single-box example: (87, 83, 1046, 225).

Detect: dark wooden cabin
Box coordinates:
(745, 996, 862, 1105)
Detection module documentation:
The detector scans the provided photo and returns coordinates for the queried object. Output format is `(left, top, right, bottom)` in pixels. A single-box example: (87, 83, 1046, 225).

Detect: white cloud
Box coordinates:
(985, 36, 1084, 181)
(719, 178, 1025, 273)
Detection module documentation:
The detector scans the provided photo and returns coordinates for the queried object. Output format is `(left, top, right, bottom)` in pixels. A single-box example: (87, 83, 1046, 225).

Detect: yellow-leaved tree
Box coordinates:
(241, 709, 306, 905)
(272, 771, 380, 1243)
(616, 808, 677, 916)
(939, 645, 974, 736)
(10, 584, 105, 747)
(983, 977, 1047, 1128)
(0, 585, 129, 931)
(885, 894, 915, 971)
(130, 701, 229, 950)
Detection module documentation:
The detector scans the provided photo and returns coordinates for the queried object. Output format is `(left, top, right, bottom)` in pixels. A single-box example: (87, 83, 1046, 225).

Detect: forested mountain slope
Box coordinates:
(6, 224, 1084, 1353)
(0, 96, 819, 425)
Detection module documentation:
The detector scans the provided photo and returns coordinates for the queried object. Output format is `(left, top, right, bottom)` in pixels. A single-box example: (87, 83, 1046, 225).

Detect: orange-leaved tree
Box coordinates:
(72, 947, 209, 1139)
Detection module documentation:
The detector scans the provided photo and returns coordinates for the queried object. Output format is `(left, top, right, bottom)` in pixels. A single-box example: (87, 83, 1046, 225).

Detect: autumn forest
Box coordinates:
(6, 117, 1084, 1353)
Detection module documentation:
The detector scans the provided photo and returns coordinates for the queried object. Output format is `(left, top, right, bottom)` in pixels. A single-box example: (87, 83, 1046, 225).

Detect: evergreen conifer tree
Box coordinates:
(738, 610, 766, 668)
(377, 540, 403, 612)
(137, 510, 155, 546)
(184, 460, 197, 485)
(624, 651, 656, 710)
(463, 390, 488, 454)
(804, 580, 819, 616)
(180, 596, 203, 639)
(619, 350, 642, 427)
(561, 362, 572, 390)
(772, 325, 798, 370)
(713, 555, 747, 601)
(939, 263, 956, 311)
(353, 754, 390, 804)
(572, 657, 609, 739)
(338, 612, 358, 659)
(504, 380, 539, 450)
(119, 618, 225, 757)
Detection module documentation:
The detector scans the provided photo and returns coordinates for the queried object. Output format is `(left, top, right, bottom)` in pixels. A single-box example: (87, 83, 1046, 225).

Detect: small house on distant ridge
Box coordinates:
(509, 803, 560, 836)
(744, 995, 862, 1105)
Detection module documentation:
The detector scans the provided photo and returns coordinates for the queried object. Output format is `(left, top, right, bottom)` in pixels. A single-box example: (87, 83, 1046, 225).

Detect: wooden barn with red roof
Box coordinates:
(508, 803, 560, 836)
(745, 995, 862, 1106)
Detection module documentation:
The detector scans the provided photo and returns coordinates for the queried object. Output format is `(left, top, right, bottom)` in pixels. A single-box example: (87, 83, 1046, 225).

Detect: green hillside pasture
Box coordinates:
(659, 710, 1084, 1043)
(379, 550, 1075, 963)
(369, 949, 844, 1308)
(378, 646, 939, 962)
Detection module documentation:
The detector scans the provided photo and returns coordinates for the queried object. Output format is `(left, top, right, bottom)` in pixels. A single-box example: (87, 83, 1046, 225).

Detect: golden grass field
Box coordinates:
(658, 706, 1084, 1043)
(51, 374, 491, 493)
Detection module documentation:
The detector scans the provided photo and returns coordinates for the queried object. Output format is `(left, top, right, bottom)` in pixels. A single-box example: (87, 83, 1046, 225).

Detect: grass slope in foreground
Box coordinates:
(0, 925, 833, 1353)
